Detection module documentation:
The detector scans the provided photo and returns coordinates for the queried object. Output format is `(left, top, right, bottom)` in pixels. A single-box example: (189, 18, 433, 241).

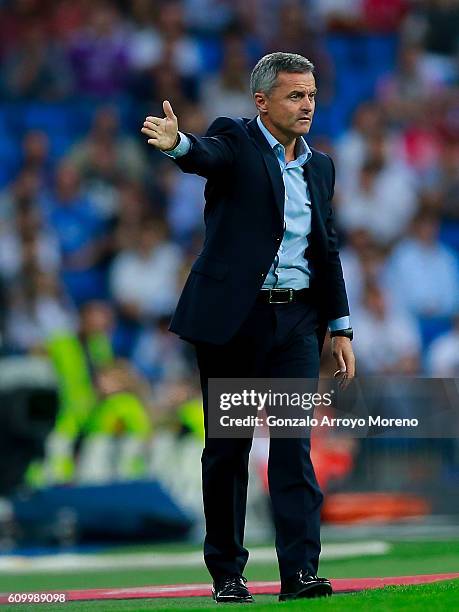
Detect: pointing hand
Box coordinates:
(141, 100, 179, 151)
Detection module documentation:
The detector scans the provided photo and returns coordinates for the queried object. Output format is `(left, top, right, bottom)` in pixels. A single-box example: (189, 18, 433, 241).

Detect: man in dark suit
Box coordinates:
(141, 52, 355, 602)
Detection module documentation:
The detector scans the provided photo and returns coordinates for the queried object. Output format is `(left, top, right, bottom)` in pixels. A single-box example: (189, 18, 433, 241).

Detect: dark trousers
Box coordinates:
(194, 294, 323, 582)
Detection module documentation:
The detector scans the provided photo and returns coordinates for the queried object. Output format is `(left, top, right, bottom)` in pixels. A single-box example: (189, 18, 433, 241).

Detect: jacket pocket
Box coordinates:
(190, 255, 229, 281)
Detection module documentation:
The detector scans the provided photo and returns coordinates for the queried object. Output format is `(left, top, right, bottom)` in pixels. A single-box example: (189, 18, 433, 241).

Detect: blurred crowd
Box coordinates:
(0, 0, 458, 485)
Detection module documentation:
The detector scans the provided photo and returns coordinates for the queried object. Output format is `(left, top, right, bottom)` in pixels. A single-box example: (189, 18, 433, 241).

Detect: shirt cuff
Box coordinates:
(328, 316, 351, 332)
(162, 132, 191, 158)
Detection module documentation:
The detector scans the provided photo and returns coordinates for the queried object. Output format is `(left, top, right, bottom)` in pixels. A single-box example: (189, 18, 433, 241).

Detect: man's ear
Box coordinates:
(254, 92, 268, 114)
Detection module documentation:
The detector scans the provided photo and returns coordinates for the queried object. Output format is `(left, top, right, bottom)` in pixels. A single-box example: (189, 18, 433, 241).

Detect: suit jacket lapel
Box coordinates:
(303, 157, 328, 258)
(247, 117, 285, 222)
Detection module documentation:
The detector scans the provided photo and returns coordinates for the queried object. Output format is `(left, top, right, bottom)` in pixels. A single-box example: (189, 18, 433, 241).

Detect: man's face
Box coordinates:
(255, 71, 316, 140)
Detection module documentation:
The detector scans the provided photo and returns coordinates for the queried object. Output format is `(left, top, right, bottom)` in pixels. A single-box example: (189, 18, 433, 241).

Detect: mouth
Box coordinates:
(297, 117, 311, 123)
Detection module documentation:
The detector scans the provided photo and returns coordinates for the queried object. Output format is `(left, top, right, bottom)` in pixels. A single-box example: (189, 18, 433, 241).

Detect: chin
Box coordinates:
(296, 125, 311, 136)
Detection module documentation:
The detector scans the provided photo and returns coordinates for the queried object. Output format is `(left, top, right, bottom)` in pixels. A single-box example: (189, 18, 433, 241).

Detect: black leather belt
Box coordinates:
(257, 288, 310, 304)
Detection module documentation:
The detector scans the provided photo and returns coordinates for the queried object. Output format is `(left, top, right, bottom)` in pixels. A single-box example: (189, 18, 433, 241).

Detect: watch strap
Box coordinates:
(330, 327, 353, 341)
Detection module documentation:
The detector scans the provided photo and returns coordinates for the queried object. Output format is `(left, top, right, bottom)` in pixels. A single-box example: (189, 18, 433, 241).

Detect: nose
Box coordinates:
(302, 98, 313, 113)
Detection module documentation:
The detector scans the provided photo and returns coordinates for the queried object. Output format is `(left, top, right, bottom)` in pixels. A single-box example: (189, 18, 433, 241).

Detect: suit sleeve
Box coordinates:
(324, 154, 350, 321)
(170, 117, 241, 178)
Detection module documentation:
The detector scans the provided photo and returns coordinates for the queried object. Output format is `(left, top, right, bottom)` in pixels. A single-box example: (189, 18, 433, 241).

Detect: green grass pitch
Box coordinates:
(1, 539, 458, 611)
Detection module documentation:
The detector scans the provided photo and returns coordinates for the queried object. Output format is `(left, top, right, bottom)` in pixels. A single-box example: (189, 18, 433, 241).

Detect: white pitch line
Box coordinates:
(0, 541, 391, 574)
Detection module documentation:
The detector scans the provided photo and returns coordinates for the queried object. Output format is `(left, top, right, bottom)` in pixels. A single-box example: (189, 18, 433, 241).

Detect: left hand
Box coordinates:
(331, 336, 355, 389)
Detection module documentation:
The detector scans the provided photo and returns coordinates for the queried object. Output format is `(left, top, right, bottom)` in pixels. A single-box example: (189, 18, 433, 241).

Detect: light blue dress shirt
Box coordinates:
(164, 121, 350, 331)
(256, 115, 312, 290)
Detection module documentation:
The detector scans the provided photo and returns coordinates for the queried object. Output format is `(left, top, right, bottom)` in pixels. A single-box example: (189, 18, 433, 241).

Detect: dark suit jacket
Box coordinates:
(169, 116, 349, 349)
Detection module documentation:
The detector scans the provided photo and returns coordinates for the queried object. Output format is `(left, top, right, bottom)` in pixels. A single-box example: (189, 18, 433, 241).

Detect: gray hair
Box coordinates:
(250, 52, 314, 96)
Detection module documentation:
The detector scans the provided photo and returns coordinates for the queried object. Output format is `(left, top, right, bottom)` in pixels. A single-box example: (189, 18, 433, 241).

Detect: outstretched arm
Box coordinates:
(141, 101, 240, 177)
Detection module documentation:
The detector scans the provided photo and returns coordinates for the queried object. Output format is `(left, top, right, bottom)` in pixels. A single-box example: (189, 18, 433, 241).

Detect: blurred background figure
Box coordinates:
(201, 33, 254, 120)
(427, 313, 459, 377)
(0, 0, 457, 552)
(0, 20, 72, 102)
(384, 212, 459, 319)
(352, 282, 421, 375)
(42, 161, 110, 306)
(65, 2, 130, 97)
(110, 218, 182, 321)
(67, 105, 148, 220)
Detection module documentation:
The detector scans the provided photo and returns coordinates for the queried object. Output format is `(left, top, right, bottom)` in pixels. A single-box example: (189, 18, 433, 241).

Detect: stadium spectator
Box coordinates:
(0, 201, 60, 282)
(337, 146, 417, 245)
(0, 168, 41, 228)
(113, 180, 152, 250)
(183, 0, 235, 35)
(427, 139, 459, 223)
(165, 103, 207, 246)
(132, 314, 190, 383)
(66, 2, 130, 97)
(397, 105, 442, 177)
(128, 0, 202, 79)
(352, 282, 421, 374)
(17, 130, 53, 191)
(0, 21, 72, 101)
(361, 0, 407, 33)
(201, 33, 254, 121)
(268, 1, 334, 100)
(311, 0, 363, 32)
(4, 268, 75, 354)
(335, 101, 387, 192)
(49, 0, 92, 43)
(110, 218, 182, 320)
(167, 167, 206, 248)
(377, 44, 449, 126)
(43, 161, 109, 305)
(67, 105, 148, 219)
(384, 212, 459, 318)
(127, 3, 200, 110)
(427, 313, 459, 376)
(339, 229, 385, 313)
(78, 300, 115, 364)
(126, 0, 161, 72)
(26, 299, 153, 486)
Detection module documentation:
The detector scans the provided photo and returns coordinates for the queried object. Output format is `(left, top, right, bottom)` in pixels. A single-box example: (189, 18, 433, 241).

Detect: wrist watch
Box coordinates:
(330, 327, 353, 341)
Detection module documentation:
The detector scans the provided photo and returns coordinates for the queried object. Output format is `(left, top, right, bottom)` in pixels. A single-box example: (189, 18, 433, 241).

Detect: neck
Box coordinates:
(259, 115, 297, 159)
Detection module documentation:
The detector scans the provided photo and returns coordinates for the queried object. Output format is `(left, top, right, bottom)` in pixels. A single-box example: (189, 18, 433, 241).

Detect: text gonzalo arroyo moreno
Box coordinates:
(218, 390, 419, 429)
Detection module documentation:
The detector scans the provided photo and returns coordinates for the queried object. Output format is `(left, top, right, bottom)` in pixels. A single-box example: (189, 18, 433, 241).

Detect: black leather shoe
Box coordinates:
(212, 575, 254, 603)
(279, 569, 332, 601)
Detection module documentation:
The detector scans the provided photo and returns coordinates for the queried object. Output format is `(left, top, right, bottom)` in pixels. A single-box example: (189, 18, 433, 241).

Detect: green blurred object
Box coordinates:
(46, 333, 98, 438)
(178, 397, 204, 440)
(25, 332, 152, 486)
(85, 392, 152, 436)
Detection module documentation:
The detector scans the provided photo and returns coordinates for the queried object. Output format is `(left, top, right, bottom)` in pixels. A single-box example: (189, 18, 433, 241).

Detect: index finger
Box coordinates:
(146, 116, 162, 125)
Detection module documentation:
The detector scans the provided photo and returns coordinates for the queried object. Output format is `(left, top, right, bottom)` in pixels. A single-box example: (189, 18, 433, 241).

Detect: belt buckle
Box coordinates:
(268, 288, 294, 304)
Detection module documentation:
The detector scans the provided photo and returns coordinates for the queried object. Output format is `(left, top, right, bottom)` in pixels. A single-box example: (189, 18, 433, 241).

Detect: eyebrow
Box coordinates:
(288, 89, 318, 96)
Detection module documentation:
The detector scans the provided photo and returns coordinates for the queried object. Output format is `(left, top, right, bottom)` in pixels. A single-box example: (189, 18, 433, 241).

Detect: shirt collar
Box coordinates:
(256, 115, 312, 166)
